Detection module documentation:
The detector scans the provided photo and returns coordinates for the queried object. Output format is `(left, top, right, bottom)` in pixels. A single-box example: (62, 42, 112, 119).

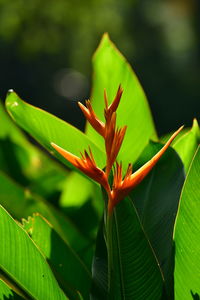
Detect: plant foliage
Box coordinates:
(0, 34, 199, 300)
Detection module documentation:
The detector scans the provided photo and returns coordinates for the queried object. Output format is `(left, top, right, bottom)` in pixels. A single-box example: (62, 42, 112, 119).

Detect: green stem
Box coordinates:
(106, 210, 114, 299)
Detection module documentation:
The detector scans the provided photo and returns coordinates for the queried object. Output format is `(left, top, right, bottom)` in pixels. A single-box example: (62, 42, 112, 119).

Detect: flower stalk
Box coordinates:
(51, 86, 183, 215)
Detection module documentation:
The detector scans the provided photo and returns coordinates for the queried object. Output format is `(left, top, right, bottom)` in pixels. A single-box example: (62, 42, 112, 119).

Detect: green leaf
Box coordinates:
(173, 119, 200, 173)
(0, 279, 13, 299)
(0, 99, 68, 193)
(0, 100, 27, 144)
(90, 220, 108, 300)
(22, 214, 91, 300)
(106, 198, 164, 299)
(0, 138, 30, 186)
(60, 172, 104, 239)
(174, 146, 200, 300)
(130, 141, 185, 298)
(0, 171, 90, 256)
(86, 33, 157, 168)
(60, 171, 94, 207)
(0, 205, 67, 300)
(5, 91, 106, 171)
(0, 279, 23, 299)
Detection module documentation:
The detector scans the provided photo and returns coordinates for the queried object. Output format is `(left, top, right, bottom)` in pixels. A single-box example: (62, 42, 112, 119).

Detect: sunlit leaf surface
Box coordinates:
(23, 214, 91, 300)
(86, 33, 157, 169)
(0, 206, 67, 300)
(0, 171, 90, 256)
(174, 146, 200, 300)
(5, 91, 106, 171)
(173, 119, 200, 173)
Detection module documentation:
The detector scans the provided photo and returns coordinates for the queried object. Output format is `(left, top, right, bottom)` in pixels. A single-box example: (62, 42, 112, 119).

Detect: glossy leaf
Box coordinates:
(130, 141, 185, 297)
(0, 99, 68, 194)
(174, 146, 200, 300)
(5, 91, 106, 171)
(0, 100, 27, 144)
(0, 205, 67, 300)
(0, 171, 90, 255)
(22, 214, 91, 300)
(86, 33, 157, 168)
(173, 119, 200, 173)
(106, 198, 164, 299)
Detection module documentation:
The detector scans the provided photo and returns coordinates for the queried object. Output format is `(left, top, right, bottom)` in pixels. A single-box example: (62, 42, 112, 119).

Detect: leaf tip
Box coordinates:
(5, 90, 20, 114)
(192, 118, 199, 128)
(7, 89, 14, 94)
(102, 32, 110, 41)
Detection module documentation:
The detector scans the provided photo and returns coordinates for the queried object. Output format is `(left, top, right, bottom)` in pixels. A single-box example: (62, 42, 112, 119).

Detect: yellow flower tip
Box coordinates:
(78, 101, 92, 121)
(51, 142, 63, 154)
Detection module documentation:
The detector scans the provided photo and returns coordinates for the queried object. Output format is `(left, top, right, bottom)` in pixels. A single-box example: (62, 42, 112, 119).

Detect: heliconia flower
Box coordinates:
(51, 142, 110, 194)
(108, 125, 184, 214)
(79, 85, 125, 178)
(51, 85, 183, 216)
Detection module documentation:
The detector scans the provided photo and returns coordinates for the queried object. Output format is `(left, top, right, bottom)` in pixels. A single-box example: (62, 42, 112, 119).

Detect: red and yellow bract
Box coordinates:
(51, 86, 183, 214)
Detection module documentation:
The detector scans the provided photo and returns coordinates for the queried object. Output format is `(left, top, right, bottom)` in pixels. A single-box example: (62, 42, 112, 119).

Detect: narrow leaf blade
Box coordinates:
(5, 91, 105, 170)
(0, 205, 67, 300)
(23, 214, 91, 300)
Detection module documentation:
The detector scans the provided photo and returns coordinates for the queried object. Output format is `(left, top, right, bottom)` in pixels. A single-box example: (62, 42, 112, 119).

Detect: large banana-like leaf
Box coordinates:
(92, 197, 164, 299)
(5, 91, 106, 171)
(0, 205, 67, 300)
(130, 141, 185, 298)
(0, 99, 68, 195)
(174, 146, 200, 300)
(86, 33, 157, 168)
(0, 171, 91, 257)
(23, 214, 91, 300)
(107, 198, 164, 299)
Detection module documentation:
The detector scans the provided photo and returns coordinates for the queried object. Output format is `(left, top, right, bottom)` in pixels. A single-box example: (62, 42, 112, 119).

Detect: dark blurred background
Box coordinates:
(0, 0, 199, 136)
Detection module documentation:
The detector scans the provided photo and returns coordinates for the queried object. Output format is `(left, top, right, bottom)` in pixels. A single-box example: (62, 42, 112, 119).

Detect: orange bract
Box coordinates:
(51, 86, 183, 215)
(51, 142, 110, 194)
(109, 125, 184, 213)
(78, 101, 105, 137)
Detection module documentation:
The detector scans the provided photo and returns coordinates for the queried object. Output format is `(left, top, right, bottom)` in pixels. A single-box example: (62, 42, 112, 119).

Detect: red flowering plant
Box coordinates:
(1, 34, 199, 300)
(51, 86, 182, 215)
